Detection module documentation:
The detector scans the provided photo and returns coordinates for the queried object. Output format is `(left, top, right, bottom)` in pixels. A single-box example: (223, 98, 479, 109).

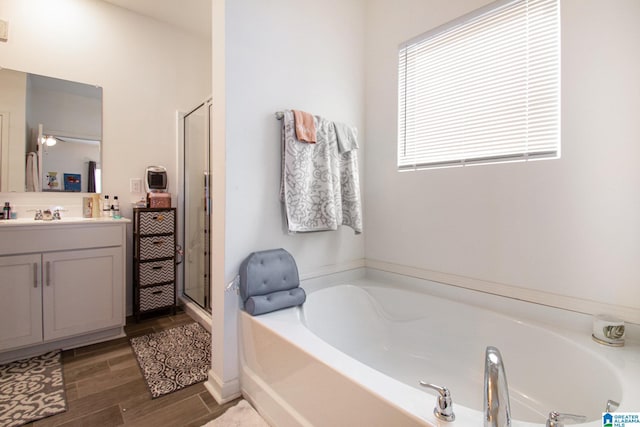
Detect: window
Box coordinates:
(397, 0, 560, 170)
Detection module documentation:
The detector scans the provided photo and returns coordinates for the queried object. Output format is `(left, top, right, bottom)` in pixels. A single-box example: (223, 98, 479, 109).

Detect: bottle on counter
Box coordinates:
(113, 196, 121, 219)
(91, 194, 101, 218)
(3, 202, 11, 220)
(102, 195, 110, 217)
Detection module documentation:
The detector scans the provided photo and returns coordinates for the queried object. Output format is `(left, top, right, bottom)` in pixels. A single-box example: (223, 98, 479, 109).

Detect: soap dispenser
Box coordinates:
(113, 196, 121, 219)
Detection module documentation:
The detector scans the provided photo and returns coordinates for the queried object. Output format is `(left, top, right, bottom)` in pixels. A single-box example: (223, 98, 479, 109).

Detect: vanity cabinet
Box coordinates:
(133, 208, 177, 321)
(0, 254, 42, 350)
(42, 247, 123, 340)
(0, 219, 128, 363)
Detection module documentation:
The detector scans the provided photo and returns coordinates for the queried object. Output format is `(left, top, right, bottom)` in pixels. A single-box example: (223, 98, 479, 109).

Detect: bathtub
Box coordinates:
(240, 277, 640, 426)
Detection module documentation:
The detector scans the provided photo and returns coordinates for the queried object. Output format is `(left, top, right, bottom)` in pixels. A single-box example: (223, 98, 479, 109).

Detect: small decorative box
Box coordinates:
(147, 192, 171, 208)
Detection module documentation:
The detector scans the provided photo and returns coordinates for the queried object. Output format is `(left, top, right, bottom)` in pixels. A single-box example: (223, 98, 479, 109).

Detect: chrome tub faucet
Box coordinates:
(419, 381, 455, 422)
(546, 411, 586, 427)
(484, 346, 511, 427)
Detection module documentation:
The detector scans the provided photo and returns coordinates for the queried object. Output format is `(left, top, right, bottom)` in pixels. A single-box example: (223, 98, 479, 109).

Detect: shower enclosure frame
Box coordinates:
(177, 98, 212, 314)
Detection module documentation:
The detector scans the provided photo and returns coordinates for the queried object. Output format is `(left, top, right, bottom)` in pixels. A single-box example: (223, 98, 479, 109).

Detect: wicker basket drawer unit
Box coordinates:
(133, 207, 177, 320)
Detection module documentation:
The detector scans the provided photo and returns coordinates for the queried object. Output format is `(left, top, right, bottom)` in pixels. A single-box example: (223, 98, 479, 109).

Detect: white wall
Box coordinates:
(0, 0, 211, 314)
(224, 0, 366, 275)
(364, 0, 640, 322)
(217, 0, 366, 390)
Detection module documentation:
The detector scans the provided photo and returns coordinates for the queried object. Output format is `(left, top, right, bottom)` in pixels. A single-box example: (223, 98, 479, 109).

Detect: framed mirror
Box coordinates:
(0, 68, 102, 193)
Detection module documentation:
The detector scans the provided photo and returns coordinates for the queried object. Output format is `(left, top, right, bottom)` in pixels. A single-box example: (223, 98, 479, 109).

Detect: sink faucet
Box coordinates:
(484, 346, 511, 427)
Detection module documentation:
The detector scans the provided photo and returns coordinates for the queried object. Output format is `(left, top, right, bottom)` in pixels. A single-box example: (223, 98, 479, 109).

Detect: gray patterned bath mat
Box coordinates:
(130, 322, 211, 398)
(0, 350, 67, 427)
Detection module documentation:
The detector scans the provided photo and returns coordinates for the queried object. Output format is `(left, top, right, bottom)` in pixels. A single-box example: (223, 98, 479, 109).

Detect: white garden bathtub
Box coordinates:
(240, 277, 640, 426)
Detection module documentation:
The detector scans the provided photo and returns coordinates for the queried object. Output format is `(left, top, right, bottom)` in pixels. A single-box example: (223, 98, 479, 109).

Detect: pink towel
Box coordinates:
(293, 110, 317, 143)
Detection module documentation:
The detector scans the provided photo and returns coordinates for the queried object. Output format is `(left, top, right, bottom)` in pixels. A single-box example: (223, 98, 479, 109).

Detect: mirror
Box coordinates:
(0, 68, 102, 193)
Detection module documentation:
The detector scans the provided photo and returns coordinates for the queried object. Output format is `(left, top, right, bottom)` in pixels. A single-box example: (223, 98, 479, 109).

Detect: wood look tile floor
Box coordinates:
(27, 309, 240, 427)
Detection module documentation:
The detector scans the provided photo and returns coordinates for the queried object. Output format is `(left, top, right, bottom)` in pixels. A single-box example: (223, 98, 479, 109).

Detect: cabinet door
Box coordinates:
(42, 247, 123, 341)
(0, 254, 43, 351)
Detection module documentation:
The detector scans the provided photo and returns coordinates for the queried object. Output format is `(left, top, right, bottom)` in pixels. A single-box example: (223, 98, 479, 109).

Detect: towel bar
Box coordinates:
(275, 111, 284, 120)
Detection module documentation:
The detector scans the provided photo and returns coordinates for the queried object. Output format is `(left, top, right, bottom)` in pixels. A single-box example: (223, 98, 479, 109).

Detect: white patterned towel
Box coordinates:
(280, 110, 362, 234)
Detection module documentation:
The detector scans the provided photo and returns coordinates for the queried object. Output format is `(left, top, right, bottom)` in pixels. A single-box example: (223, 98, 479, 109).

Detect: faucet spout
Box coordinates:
(484, 346, 511, 427)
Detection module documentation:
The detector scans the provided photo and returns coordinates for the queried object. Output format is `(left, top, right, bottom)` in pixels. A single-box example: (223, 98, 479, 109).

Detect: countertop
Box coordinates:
(0, 217, 131, 227)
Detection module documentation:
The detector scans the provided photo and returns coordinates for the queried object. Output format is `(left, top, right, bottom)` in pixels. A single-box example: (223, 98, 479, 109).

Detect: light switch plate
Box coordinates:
(0, 20, 8, 42)
(130, 178, 143, 193)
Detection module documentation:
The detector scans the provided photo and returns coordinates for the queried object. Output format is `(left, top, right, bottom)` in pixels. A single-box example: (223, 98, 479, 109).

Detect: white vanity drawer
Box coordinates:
(0, 224, 124, 256)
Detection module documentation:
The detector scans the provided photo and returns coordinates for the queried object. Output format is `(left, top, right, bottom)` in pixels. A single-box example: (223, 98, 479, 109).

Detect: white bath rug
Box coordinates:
(202, 400, 269, 427)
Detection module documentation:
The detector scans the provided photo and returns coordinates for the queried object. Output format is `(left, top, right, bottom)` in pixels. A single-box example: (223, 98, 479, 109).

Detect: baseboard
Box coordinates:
(205, 369, 241, 404)
(298, 258, 365, 281)
(0, 326, 125, 365)
(297, 259, 366, 296)
(365, 258, 640, 325)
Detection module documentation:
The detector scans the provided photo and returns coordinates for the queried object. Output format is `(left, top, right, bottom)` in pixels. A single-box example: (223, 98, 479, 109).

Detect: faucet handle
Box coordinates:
(546, 411, 587, 427)
(606, 400, 620, 412)
(419, 381, 455, 422)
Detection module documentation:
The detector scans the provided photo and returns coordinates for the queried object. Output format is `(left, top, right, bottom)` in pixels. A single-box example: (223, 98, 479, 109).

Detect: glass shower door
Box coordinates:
(183, 101, 211, 311)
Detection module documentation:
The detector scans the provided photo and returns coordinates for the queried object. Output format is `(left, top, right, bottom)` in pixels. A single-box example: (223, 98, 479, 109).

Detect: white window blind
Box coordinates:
(397, 0, 560, 170)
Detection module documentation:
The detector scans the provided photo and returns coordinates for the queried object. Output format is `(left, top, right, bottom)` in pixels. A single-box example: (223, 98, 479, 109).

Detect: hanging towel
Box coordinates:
(336, 143, 363, 233)
(333, 121, 359, 153)
(320, 117, 363, 234)
(26, 152, 41, 192)
(292, 109, 317, 143)
(281, 110, 338, 232)
(280, 110, 362, 234)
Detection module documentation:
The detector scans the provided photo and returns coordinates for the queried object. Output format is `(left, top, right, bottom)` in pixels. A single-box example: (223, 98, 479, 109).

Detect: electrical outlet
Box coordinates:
(130, 178, 142, 193)
(0, 20, 8, 42)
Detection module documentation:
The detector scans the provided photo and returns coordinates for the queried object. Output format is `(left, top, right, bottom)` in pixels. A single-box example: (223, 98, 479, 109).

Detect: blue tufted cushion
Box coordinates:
(244, 287, 306, 316)
(239, 248, 300, 303)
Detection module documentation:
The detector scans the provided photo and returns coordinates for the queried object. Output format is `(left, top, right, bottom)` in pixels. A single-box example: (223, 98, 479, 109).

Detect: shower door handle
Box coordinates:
(175, 244, 184, 265)
(203, 172, 210, 214)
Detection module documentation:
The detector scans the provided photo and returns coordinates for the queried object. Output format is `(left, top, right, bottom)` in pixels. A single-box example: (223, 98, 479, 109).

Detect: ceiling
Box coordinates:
(101, 0, 211, 39)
